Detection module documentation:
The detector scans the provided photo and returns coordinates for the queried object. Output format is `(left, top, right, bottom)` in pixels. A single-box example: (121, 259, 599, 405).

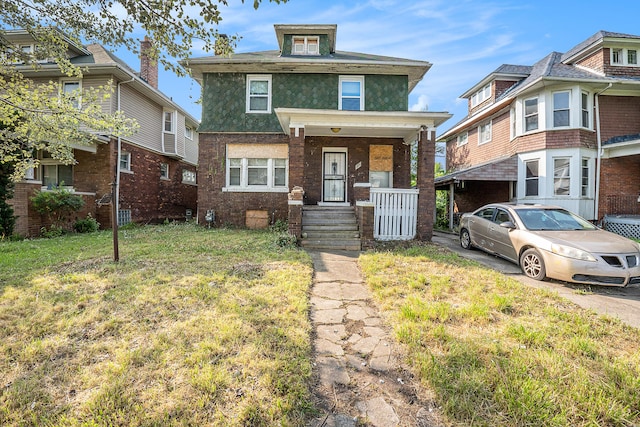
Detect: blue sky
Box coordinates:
(112, 0, 640, 129)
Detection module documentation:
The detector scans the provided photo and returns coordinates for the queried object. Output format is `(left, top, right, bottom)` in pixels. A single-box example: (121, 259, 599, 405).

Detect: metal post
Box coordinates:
(111, 181, 119, 262)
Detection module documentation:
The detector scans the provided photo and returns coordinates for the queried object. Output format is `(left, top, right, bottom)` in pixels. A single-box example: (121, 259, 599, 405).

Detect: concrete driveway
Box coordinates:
(432, 231, 640, 329)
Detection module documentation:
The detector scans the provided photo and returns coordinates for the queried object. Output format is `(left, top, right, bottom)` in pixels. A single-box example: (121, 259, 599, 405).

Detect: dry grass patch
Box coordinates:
(0, 224, 315, 426)
(359, 244, 640, 427)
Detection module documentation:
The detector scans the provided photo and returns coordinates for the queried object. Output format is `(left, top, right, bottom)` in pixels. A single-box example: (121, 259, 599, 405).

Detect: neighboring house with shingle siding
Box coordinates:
(437, 31, 640, 230)
(184, 24, 451, 248)
(5, 30, 199, 237)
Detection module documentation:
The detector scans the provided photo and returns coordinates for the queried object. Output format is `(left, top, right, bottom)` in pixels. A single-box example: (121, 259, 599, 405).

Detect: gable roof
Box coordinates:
(561, 30, 640, 63)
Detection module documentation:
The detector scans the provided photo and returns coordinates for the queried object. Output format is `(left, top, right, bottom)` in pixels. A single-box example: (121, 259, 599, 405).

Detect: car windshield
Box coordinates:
(514, 208, 597, 231)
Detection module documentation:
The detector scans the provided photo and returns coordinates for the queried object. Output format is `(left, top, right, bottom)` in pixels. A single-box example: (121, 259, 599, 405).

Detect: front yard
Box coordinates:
(1, 225, 639, 426)
(0, 224, 314, 426)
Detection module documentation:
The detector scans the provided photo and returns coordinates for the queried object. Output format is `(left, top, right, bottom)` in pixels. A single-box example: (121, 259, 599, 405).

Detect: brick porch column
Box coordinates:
(288, 127, 305, 189)
(288, 186, 304, 238)
(356, 200, 375, 249)
(416, 127, 435, 241)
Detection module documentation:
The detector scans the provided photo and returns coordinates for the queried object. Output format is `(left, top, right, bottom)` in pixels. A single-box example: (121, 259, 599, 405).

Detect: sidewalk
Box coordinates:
(306, 250, 442, 427)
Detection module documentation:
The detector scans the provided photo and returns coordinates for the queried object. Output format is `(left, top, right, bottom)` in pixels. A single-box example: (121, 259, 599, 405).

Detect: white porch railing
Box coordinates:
(371, 188, 419, 240)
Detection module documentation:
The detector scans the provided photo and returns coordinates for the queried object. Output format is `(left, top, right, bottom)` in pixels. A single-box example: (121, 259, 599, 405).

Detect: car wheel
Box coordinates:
(460, 228, 473, 250)
(520, 248, 546, 280)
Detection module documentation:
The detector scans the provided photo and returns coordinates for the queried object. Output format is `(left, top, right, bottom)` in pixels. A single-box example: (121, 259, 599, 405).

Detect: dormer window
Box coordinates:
(611, 47, 638, 66)
(471, 83, 492, 107)
(292, 36, 319, 55)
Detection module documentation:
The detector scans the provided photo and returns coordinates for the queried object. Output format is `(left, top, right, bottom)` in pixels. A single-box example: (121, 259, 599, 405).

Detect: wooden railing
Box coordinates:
(370, 188, 419, 240)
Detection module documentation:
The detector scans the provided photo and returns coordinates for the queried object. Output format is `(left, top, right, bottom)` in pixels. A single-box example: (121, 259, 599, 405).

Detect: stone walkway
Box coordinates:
(306, 250, 443, 427)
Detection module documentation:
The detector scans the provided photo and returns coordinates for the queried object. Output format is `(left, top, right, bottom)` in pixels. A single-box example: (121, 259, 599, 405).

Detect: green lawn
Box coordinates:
(359, 244, 640, 427)
(0, 224, 315, 426)
(3, 225, 640, 426)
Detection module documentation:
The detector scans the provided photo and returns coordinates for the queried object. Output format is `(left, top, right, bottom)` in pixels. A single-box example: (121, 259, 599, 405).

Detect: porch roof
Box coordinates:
(274, 108, 452, 143)
(435, 155, 518, 188)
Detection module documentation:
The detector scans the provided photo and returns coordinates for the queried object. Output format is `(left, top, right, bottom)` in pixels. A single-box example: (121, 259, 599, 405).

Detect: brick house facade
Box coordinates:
(6, 30, 198, 237)
(185, 24, 450, 242)
(437, 31, 640, 227)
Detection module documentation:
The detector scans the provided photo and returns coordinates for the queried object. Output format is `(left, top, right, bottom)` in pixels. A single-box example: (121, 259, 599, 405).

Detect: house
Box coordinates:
(183, 24, 451, 248)
(437, 31, 640, 235)
(5, 30, 199, 237)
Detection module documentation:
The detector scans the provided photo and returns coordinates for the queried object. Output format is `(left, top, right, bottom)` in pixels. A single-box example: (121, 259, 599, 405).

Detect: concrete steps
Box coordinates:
(300, 206, 361, 251)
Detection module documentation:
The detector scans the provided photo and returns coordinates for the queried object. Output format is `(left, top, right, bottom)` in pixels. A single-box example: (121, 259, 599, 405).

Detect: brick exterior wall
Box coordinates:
(119, 141, 197, 224)
(197, 133, 290, 227)
(416, 129, 435, 241)
(447, 110, 513, 169)
(10, 139, 197, 237)
(576, 49, 605, 74)
(494, 80, 518, 99)
(453, 181, 512, 213)
(598, 95, 640, 142)
(513, 129, 597, 154)
(599, 157, 640, 218)
(302, 136, 410, 205)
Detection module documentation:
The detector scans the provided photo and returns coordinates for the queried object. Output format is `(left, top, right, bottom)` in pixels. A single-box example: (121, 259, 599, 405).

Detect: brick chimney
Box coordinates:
(139, 37, 158, 89)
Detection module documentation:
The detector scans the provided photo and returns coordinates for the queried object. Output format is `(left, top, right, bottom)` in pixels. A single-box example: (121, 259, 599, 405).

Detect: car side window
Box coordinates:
(474, 207, 495, 220)
(494, 209, 511, 224)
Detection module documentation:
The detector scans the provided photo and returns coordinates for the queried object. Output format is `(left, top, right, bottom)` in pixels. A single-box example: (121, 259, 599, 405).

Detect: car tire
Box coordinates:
(460, 228, 473, 250)
(520, 248, 546, 281)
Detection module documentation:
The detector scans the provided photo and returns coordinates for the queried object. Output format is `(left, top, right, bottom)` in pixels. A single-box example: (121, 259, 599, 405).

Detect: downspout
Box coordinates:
(594, 82, 612, 222)
(112, 77, 135, 261)
(116, 77, 135, 214)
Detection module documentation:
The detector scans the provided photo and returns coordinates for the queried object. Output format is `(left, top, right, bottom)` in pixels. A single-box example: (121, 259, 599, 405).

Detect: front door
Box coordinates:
(322, 151, 347, 203)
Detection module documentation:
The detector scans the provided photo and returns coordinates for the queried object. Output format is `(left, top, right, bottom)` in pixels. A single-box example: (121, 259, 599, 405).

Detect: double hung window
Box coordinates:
(553, 158, 570, 196)
(524, 97, 538, 131)
(339, 76, 364, 111)
(228, 158, 287, 189)
(553, 91, 570, 127)
(61, 80, 81, 109)
(457, 132, 468, 147)
(246, 75, 272, 113)
(525, 160, 539, 197)
(478, 121, 492, 144)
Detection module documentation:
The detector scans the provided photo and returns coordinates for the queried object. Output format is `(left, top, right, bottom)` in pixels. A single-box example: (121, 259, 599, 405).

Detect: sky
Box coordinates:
(110, 0, 640, 131)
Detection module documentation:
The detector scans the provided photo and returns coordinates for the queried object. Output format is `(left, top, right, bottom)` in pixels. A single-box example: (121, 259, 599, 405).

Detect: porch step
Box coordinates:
(300, 206, 361, 251)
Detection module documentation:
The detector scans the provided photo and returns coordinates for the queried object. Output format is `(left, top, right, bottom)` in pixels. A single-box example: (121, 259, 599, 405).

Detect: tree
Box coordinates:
(1, 0, 284, 181)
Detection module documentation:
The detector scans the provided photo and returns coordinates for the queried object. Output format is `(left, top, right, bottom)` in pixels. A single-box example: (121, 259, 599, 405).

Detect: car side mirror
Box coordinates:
(500, 221, 516, 230)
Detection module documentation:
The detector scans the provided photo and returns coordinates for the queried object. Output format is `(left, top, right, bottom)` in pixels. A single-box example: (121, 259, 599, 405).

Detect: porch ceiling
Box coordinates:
(275, 108, 452, 143)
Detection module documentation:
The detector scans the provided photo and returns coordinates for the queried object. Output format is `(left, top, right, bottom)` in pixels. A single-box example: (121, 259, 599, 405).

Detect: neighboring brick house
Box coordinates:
(184, 24, 451, 246)
(6, 30, 199, 237)
(437, 30, 640, 228)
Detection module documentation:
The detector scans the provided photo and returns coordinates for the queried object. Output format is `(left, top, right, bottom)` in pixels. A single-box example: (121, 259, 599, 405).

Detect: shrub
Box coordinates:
(275, 232, 297, 248)
(73, 214, 100, 233)
(31, 186, 85, 235)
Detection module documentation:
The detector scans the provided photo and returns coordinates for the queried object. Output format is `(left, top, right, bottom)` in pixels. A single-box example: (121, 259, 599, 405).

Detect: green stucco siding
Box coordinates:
(198, 73, 409, 133)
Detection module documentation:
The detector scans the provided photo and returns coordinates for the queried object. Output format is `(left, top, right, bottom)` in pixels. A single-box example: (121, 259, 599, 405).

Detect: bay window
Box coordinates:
(553, 91, 570, 127)
(524, 97, 538, 131)
(553, 158, 570, 196)
(525, 160, 539, 197)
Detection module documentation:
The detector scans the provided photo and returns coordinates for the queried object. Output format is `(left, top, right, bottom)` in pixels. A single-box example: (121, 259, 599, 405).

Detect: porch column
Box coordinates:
(416, 127, 435, 241)
(288, 127, 305, 190)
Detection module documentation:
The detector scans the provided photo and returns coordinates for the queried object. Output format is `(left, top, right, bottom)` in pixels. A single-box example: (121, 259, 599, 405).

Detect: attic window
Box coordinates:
(611, 47, 638, 66)
(470, 83, 492, 107)
(292, 36, 319, 55)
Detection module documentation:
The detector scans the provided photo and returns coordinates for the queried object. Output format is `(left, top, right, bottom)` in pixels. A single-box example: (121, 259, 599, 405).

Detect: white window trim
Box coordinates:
(552, 157, 571, 197)
(185, 126, 193, 140)
(552, 90, 571, 128)
(292, 36, 319, 55)
(478, 121, 492, 145)
(456, 132, 468, 147)
(224, 157, 289, 193)
(610, 47, 638, 66)
(120, 152, 132, 173)
(471, 83, 492, 107)
(523, 97, 539, 132)
(339, 75, 365, 111)
(160, 163, 169, 180)
(182, 169, 197, 185)
(581, 157, 591, 198)
(163, 110, 175, 134)
(581, 91, 590, 129)
(246, 74, 272, 114)
(60, 78, 82, 109)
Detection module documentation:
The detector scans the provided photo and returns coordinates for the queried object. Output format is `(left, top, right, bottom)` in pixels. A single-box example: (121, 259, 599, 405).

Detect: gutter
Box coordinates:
(594, 82, 613, 221)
